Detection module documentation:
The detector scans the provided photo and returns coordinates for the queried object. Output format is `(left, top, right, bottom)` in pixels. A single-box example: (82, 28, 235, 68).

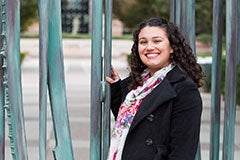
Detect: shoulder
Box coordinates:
(166, 66, 202, 108)
(166, 65, 198, 91)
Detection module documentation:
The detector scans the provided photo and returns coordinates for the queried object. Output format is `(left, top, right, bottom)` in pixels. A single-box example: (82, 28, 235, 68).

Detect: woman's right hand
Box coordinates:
(106, 66, 120, 84)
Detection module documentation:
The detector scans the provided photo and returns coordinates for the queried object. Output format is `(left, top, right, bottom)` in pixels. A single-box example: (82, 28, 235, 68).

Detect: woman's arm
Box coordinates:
(106, 66, 122, 119)
(109, 80, 122, 119)
(106, 66, 131, 120)
(169, 81, 202, 160)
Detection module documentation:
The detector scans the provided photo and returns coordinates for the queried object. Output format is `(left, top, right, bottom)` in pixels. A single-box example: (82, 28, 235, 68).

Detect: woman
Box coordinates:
(106, 17, 204, 160)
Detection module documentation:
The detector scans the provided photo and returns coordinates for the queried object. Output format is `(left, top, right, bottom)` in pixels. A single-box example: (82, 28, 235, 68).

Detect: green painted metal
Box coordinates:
(170, 0, 196, 53)
(5, 0, 28, 159)
(103, 0, 113, 159)
(47, 0, 74, 159)
(170, 0, 182, 28)
(195, 143, 201, 160)
(175, 0, 182, 28)
(0, 65, 4, 159)
(171, 1, 201, 159)
(0, 1, 5, 159)
(183, 2, 202, 160)
(181, 0, 196, 55)
(222, 0, 238, 160)
(238, 0, 240, 64)
(38, 0, 49, 159)
(3, 0, 28, 160)
(186, 0, 196, 54)
(90, 0, 103, 159)
(210, 1, 223, 160)
(170, 0, 176, 22)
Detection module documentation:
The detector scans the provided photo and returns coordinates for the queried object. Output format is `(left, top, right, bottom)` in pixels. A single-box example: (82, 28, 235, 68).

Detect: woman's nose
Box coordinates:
(146, 42, 154, 50)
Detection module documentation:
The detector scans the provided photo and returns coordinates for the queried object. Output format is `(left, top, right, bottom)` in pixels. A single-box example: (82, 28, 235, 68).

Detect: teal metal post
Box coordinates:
(222, 0, 238, 160)
(186, 0, 196, 54)
(180, 1, 201, 160)
(175, 1, 182, 28)
(238, 0, 240, 64)
(210, 0, 223, 160)
(103, 0, 112, 159)
(6, 0, 28, 159)
(0, 59, 4, 159)
(170, 0, 176, 22)
(47, 0, 74, 159)
(170, 0, 182, 28)
(90, 0, 103, 159)
(0, 1, 5, 159)
(38, 0, 49, 159)
(181, 0, 196, 54)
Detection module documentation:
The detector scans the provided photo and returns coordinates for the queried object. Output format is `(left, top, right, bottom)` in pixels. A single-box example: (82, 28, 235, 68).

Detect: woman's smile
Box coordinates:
(145, 52, 160, 58)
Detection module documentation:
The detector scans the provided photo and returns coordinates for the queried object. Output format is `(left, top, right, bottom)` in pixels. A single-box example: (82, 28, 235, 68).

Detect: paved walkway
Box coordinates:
(5, 39, 240, 159)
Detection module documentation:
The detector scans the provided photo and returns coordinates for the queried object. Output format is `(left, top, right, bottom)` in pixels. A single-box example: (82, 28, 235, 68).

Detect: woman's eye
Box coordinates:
(154, 40, 161, 43)
(139, 41, 147, 44)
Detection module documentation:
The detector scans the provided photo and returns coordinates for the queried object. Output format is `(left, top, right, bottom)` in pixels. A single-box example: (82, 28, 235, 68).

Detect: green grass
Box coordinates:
(197, 52, 212, 57)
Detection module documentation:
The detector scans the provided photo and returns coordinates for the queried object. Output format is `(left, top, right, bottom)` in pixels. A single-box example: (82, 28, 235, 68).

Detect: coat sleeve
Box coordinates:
(109, 80, 122, 119)
(109, 77, 130, 120)
(169, 80, 202, 160)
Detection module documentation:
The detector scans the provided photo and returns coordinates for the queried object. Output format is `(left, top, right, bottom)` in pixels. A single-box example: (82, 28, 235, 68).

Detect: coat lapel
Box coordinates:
(129, 66, 187, 132)
(129, 78, 176, 132)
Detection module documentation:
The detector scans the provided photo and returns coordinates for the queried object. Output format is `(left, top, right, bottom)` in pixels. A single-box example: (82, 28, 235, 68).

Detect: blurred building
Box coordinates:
(61, 0, 89, 34)
(61, 0, 124, 36)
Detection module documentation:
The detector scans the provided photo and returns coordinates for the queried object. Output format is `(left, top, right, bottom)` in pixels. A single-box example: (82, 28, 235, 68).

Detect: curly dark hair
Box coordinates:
(129, 17, 204, 89)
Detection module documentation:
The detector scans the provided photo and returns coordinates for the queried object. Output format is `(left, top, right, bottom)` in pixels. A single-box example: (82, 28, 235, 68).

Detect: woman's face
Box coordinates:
(138, 26, 173, 75)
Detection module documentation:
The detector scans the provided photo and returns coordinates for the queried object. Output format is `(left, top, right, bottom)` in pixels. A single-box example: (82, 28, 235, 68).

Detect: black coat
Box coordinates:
(110, 66, 202, 160)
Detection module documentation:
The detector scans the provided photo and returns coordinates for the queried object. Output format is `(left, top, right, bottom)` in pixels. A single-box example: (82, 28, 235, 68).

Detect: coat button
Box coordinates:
(145, 138, 153, 146)
(147, 114, 154, 122)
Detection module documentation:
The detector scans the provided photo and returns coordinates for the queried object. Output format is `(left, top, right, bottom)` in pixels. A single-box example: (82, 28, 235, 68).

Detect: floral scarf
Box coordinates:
(107, 63, 175, 160)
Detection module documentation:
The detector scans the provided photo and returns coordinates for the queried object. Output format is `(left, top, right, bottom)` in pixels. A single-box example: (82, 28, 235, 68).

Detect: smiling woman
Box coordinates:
(106, 17, 204, 160)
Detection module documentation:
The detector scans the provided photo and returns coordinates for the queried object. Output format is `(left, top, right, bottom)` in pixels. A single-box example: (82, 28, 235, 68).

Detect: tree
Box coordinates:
(20, 0, 38, 32)
(113, 0, 170, 31)
(195, 0, 213, 34)
(113, 0, 215, 35)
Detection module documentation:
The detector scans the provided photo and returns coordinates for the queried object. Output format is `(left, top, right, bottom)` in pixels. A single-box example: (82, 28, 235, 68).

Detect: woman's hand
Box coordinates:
(106, 66, 120, 84)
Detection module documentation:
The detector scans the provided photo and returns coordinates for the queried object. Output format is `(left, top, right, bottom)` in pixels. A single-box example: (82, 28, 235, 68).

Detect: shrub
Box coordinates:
(203, 56, 240, 105)
(21, 0, 38, 32)
(20, 52, 27, 63)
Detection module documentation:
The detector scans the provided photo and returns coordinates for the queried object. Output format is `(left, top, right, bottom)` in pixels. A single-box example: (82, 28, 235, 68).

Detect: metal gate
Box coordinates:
(0, 0, 239, 160)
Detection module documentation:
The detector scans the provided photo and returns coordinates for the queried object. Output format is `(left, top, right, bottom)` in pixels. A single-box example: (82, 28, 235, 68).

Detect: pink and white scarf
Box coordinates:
(107, 64, 175, 160)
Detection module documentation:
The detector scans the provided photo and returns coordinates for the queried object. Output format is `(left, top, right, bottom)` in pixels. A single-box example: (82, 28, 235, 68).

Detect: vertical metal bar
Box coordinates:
(103, 0, 112, 159)
(210, 0, 223, 160)
(38, 0, 49, 159)
(90, 0, 103, 159)
(195, 143, 201, 160)
(175, 0, 182, 28)
(170, 0, 176, 22)
(47, 0, 74, 159)
(6, 0, 28, 159)
(238, 0, 240, 64)
(180, 0, 186, 33)
(181, 0, 196, 54)
(181, 1, 201, 159)
(0, 1, 5, 159)
(186, 0, 196, 54)
(0, 64, 4, 159)
(222, 0, 238, 160)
